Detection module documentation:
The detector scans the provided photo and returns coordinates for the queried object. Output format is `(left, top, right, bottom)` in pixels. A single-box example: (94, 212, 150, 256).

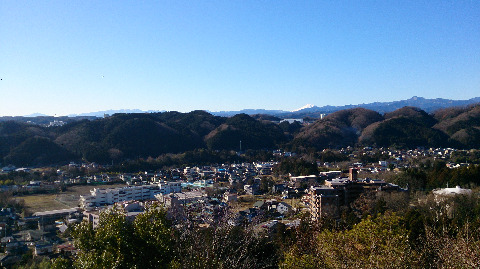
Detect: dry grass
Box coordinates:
(16, 194, 68, 213)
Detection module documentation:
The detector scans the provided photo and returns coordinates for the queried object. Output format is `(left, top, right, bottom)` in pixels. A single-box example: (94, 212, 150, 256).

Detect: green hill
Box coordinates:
(293, 108, 383, 149)
(205, 114, 286, 150)
(1, 106, 480, 166)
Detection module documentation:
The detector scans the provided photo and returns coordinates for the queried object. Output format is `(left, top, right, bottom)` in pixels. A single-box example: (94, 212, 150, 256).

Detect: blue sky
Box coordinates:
(1, 1, 479, 116)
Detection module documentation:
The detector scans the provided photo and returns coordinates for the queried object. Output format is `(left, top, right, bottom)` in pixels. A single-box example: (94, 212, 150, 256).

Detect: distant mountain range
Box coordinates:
(210, 96, 480, 118)
(68, 109, 164, 117)
(13, 96, 480, 120)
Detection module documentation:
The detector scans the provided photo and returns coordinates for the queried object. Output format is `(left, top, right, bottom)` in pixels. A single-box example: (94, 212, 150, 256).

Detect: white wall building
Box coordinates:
(156, 191, 207, 207)
(433, 186, 472, 202)
(79, 182, 181, 209)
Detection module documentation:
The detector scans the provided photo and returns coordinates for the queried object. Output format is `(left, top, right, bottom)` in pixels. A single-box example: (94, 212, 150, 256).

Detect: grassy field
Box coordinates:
(17, 194, 69, 213)
(16, 183, 128, 213)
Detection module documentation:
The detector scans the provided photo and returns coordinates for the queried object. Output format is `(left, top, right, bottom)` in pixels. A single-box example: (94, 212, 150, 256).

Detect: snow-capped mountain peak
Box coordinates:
(292, 104, 316, 112)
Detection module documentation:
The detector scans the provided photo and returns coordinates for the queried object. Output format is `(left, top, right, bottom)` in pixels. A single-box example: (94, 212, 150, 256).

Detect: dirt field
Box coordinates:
(16, 183, 128, 213)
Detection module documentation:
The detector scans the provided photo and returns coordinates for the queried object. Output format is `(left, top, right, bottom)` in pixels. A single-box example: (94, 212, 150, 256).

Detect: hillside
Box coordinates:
(433, 104, 480, 148)
(293, 108, 383, 149)
(0, 111, 289, 166)
(204, 114, 286, 150)
(295, 105, 479, 150)
(2, 105, 480, 166)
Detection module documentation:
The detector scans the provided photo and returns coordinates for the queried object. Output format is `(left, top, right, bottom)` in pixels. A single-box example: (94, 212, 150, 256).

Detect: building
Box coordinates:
(290, 175, 318, 188)
(433, 186, 472, 197)
(83, 211, 101, 228)
(308, 187, 341, 221)
(34, 244, 53, 255)
(244, 184, 260, 195)
(349, 168, 358, 181)
(432, 186, 472, 203)
(79, 182, 181, 209)
(156, 191, 207, 207)
(223, 192, 238, 203)
(430, 186, 473, 219)
(83, 201, 145, 228)
(32, 208, 82, 231)
(309, 168, 405, 221)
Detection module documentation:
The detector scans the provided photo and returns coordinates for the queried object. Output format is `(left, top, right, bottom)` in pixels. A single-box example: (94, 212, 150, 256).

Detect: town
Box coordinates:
(0, 146, 478, 267)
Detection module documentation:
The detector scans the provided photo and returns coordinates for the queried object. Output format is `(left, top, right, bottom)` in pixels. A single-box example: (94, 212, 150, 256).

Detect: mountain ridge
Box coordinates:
(14, 96, 480, 119)
(209, 96, 480, 118)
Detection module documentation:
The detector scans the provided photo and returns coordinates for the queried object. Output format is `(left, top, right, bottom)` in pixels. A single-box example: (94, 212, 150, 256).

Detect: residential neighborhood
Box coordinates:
(0, 146, 478, 267)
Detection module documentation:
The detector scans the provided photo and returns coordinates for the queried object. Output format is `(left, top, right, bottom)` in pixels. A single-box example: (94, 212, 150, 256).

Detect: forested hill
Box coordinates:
(1, 105, 480, 166)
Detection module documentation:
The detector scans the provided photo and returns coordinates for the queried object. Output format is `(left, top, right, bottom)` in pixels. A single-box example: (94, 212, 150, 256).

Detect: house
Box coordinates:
(272, 184, 286, 194)
(379, 161, 388, 167)
(244, 184, 260, 195)
(282, 187, 303, 199)
(17, 230, 48, 242)
(0, 254, 22, 267)
(237, 208, 259, 223)
(223, 192, 237, 203)
(34, 244, 53, 255)
(83, 211, 101, 228)
(1, 165, 16, 172)
(56, 243, 77, 257)
(276, 202, 292, 215)
(253, 200, 265, 209)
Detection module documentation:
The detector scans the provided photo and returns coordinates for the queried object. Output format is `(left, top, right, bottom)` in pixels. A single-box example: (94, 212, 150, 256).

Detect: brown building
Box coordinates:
(309, 168, 405, 221)
(349, 168, 358, 181)
(308, 187, 341, 221)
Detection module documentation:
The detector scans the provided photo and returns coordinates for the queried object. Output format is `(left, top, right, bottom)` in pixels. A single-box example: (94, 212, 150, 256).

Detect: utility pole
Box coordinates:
(240, 140, 242, 152)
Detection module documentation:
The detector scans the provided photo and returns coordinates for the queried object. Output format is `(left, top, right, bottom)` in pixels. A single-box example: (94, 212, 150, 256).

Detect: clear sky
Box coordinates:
(1, 1, 479, 116)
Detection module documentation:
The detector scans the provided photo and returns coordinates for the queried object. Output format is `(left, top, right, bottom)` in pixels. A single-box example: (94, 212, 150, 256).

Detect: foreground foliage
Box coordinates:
(67, 205, 174, 269)
(281, 214, 415, 269)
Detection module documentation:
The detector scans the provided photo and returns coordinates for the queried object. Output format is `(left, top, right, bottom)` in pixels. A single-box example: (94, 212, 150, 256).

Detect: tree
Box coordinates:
(173, 212, 279, 269)
(281, 213, 416, 268)
(274, 158, 318, 176)
(51, 257, 72, 269)
(71, 204, 174, 269)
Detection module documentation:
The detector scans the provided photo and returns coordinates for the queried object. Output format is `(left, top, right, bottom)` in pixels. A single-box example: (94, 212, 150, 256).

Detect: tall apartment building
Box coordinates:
(309, 168, 403, 221)
(308, 187, 341, 221)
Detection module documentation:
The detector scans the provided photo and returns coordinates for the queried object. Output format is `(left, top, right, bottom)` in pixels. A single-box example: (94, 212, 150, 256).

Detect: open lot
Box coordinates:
(16, 194, 68, 213)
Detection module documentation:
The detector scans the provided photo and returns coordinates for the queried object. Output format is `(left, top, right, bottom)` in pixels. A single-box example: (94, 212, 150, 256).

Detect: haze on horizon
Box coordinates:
(1, 1, 479, 117)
